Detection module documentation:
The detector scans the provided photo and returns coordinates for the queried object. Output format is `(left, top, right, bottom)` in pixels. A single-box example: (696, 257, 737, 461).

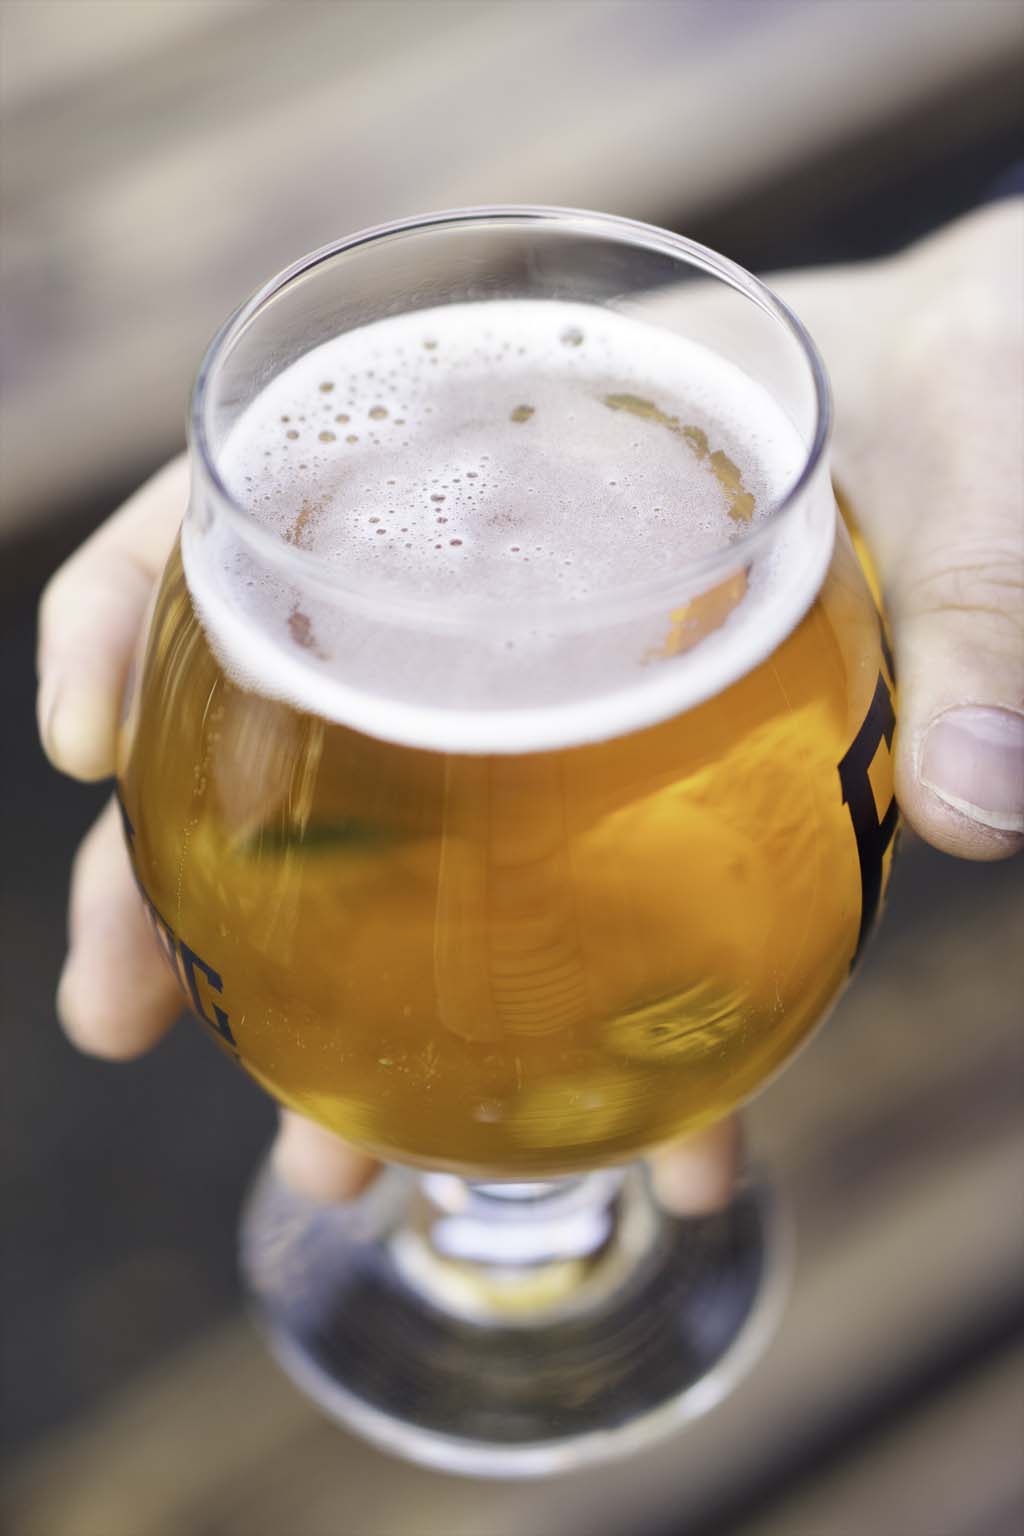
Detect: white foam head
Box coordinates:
(184, 299, 834, 753)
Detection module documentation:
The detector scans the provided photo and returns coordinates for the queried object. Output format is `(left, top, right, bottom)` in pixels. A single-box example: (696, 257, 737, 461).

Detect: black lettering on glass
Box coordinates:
(839, 671, 897, 966)
(179, 943, 236, 1048)
(117, 795, 180, 978)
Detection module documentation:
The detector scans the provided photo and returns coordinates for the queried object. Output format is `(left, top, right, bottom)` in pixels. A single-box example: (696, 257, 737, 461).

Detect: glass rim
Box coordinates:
(189, 204, 832, 630)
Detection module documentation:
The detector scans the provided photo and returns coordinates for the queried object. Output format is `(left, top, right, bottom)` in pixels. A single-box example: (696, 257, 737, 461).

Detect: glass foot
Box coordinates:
(239, 1160, 788, 1478)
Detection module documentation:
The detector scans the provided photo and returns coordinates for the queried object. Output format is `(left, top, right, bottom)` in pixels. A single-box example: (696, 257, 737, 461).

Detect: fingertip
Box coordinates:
(57, 950, 180, 1060)
(649, 1116, 744, 1217)
(898, 788, 1023, 863)
(272, 1111, 378, 1205)
(60, 798, 183, 1059)
(37, 499, 167, 784)
(898, 706, 1024, 862)
(39, 674, 117, 782)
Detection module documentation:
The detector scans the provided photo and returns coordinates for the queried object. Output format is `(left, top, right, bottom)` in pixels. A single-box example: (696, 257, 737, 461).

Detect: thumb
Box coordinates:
(883, 213, 1024, 860)
(775, 202, 1023, 860)
(893, 525, 1023, 861)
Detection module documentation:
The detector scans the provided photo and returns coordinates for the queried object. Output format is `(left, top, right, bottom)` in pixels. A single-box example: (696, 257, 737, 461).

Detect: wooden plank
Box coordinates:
(0, 0, 238, 113)
(729, 1339, 1024, 1536)
(2, 0, 1021, 534)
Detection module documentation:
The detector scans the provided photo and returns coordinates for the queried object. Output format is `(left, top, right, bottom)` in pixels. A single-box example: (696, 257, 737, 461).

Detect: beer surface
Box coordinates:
(185, 301, 834, 752)
(121, 304, 895, 1176)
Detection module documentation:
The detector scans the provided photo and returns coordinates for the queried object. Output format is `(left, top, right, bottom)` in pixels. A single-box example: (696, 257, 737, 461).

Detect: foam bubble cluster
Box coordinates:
(185, 300, 833, 752)
(221, 300, 785, 602)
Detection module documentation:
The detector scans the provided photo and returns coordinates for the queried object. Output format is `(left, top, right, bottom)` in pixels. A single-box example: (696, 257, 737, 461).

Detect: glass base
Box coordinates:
(239, 1160, 788, 1478)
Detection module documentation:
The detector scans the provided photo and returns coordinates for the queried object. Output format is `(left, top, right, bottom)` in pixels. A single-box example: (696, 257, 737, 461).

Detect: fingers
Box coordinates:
(774, 201, 1024, 859)
(648, 1116, 744, 1216)
(270, 1111, 743, 1214)
(272, 1110, 379, 1205)
(37, 455, 188, 781)
(59, 798, 183, 1059)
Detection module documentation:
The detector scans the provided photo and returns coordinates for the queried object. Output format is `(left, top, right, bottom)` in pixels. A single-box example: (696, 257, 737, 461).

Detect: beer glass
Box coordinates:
(117, 208, 896, 1475)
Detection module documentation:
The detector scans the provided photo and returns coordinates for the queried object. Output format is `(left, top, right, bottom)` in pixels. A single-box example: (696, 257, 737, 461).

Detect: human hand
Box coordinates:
(38, 199, 1022, 1210)
(773, 196, 1023, 859)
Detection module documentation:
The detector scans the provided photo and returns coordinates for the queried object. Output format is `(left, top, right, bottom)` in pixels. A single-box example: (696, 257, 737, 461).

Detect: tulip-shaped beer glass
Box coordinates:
(118, 208, 896, 1475)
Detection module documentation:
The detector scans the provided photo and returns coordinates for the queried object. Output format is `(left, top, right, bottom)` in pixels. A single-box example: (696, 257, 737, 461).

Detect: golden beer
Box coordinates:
(119, 507, 894, 1178)
(115, 288, 890, 1173)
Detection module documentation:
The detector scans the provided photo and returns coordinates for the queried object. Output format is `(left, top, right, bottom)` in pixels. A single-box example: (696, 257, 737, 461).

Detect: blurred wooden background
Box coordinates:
(2, 3, 1023, 1534)
(3, 0, 1022, 535)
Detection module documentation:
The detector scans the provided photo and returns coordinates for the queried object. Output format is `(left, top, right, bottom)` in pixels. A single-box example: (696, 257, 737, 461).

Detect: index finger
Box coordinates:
(37, 454, 188, 781)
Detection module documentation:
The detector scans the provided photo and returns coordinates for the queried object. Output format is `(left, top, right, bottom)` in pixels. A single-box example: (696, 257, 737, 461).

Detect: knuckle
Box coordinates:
(899, 545, 1024, 650)
(38, 536, 153, 669)
(37, 550, 105, 665)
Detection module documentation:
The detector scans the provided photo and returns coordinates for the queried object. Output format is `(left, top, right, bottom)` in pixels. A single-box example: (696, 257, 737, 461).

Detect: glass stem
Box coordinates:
(391, 1167, 656, 1324)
